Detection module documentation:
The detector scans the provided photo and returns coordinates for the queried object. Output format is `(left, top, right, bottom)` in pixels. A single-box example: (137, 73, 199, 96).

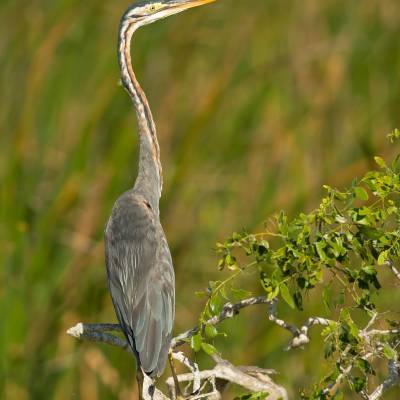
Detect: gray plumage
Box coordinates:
(105, 191, 174, 377)
(104, 0, 213, 379)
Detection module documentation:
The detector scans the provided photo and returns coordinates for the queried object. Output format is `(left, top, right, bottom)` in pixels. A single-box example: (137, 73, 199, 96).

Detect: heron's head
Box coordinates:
(122, 0, 215, 27)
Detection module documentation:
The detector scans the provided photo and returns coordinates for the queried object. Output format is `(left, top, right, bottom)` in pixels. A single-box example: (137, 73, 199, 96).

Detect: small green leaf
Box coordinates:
(335, 215, 347, 224)
(355, 358, 374, 375)
(191, 333, 202, 352)
(324, 341, 335, 358)
(383, 344, 397, 360)
(316, 241, 328, 262)
(267, 285, 280, 301)
(293, 291, 303, 310)
(225, 254, 238, 271)
(201, 342, 218, 356)
(352, 376, 366, 393)
(280, 283, 295, 309)
(205, 324, 218, 339)
(374, 156, 386, 168)
(210, 294, 223, 314)
(362, 265, 376, 276)
(231, 288, 253, 300)
(354, 186, 369, 201)
(377, 251, 388, 266)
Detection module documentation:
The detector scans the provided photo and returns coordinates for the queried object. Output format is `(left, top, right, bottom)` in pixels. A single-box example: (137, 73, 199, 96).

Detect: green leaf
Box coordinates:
(201, 342, 218, 356)
(324, 341, 335, 358)
(225, 253, 238, 271)
(355, 358, 374, 375)
(377, 251, 388, 266)
(267, 285, 280, 301)
(383, 344, 397, 360)
(205, 324, 218, 339)
(316, 241, 328, 262)
(191, 333, 202, 352)
(354, 186, 369, 201)
(362, 265, 376, 276)
(374, 156, 386, 168)
(210, 294, 223, 314)
(293, 291, 303, 310)
(335, 215, 347, 224)
(352, 376, 366, 393)
(231, 288, 253, 300)
(280, 283, 295, 309)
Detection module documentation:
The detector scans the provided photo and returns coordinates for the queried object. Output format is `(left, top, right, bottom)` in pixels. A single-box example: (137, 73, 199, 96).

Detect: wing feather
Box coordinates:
(105, 192, 175, 377)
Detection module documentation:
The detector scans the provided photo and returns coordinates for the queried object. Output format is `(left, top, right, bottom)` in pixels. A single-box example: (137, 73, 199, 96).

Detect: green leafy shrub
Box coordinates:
(193, 131, 400, 399)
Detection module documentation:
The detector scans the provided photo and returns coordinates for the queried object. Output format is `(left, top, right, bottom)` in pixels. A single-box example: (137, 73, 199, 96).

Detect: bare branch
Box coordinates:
(165, 356, 288, 400)
(67, 298, 289, 399)
(365, 328, 400, 336)
(267, 299, 331, 349)
(67, 323, 129, 351)
(67, 297, 273, 352)
(267, 299, 300, 336)
(170, 351, 201, 396)
(171, 296, 272, 348)
(67, 297, 332, 355)
(66, 296, 344, 400)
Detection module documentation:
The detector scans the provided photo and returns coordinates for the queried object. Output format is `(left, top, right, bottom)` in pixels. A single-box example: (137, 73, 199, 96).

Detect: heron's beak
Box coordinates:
(172, 0, 216, 13)
(137, 0, 215, 27)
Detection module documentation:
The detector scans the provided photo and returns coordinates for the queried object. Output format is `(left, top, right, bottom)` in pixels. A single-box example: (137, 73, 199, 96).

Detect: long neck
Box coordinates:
(118, 20, 163, 211)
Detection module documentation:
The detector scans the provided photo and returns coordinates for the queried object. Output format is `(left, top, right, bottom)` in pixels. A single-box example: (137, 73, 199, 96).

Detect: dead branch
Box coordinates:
(67, 297, 289, 399)
(171, 296, 272, 348)
(165, 355, 287, 400)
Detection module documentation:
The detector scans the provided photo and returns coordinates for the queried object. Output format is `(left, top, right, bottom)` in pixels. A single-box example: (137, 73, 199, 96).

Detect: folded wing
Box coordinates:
(105, 195, 175, 377)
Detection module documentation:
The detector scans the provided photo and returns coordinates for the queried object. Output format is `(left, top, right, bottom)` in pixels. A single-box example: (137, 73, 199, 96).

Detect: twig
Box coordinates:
(365, 328, 400, 336)
(268, 299, 300, 336)
(170, 351, 201, 396)
(171, 296, 272, 348)
(385, 260, 400, 282)
(267, 299, 331, 349)
(67, 323, 129, 351)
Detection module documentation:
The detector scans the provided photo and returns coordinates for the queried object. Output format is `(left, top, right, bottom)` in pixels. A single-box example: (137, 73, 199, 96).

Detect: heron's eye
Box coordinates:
(148, 3, 162, 13)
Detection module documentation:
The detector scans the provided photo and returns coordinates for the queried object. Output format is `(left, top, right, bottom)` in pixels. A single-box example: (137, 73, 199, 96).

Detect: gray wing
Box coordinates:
(105, 194, 175, 377)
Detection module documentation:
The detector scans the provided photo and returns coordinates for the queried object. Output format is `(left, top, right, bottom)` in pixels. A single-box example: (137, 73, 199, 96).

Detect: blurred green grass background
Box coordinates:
(1, 0, 400, 398)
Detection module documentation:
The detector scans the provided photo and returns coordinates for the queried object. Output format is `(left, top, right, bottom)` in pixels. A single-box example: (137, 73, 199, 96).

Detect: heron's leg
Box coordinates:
(136, 367, 144, 400)
(168, 350, 184, 399)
